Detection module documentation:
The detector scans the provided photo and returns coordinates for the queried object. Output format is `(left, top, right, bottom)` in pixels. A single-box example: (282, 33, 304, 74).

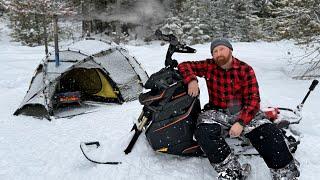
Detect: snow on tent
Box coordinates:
(14, 38, 148, 119)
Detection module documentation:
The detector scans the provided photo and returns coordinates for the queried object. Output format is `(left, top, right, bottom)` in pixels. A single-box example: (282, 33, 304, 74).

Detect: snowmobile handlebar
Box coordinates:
(155, 30, 196, 53)
(278, 80, 318, 112)
(155, 29, 179, 45)
(300, 79, 318, 106)
(309, 79, 319, 91)
(155, 30, 196, 68)
(274, 80, 318, 127)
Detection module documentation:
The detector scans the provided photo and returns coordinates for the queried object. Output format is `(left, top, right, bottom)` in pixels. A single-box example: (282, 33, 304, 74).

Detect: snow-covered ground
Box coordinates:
(1, 20, 320, 179)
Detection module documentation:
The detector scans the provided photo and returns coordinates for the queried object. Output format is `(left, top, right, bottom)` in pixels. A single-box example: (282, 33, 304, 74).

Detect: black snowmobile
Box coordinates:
(80, 30, 318, 164)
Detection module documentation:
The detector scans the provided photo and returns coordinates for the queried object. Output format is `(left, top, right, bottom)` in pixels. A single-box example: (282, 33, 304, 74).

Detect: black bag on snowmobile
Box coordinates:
(140, 68, 202, 156)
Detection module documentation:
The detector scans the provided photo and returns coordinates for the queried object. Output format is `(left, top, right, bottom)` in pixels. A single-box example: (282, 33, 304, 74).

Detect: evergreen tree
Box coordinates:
(4, 0, 320, 44)
(5, 0, 75, 48)
(252, 0, 320, 40)
(160, 0, 211, 44)
(0, 1, 5, 16)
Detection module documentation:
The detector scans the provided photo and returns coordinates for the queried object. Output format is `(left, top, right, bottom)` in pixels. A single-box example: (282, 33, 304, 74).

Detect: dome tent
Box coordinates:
(14, 38, 148, 120)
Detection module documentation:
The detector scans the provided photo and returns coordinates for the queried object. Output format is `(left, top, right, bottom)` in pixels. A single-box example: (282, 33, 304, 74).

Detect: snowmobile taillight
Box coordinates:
(263, 107, 279, 121)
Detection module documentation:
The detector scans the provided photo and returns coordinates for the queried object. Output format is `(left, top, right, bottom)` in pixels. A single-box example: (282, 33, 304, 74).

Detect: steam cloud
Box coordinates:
(92, 0, 166, 25)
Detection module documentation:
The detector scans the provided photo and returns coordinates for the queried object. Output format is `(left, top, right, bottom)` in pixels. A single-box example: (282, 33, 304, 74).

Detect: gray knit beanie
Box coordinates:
(210, 38, 233, 54)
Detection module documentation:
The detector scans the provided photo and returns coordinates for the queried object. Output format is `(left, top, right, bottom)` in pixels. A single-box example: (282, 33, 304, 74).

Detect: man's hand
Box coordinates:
(188, 80, 199, 97)
(229, 122, 244, 137)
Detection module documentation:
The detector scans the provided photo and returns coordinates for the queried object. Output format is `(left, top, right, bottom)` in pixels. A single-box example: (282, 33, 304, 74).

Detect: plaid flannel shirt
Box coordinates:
(177, 57, 260, 125)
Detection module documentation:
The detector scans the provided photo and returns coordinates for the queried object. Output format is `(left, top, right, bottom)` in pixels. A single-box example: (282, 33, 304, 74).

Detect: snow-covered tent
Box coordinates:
(14, 38, 148, 119)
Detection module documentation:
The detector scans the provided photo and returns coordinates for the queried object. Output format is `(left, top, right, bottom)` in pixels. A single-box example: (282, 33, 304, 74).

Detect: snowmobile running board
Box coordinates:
(80, 142, 122, 165)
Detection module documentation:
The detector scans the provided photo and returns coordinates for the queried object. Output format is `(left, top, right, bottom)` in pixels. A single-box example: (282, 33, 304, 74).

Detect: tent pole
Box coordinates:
(53, 14, 60, 67)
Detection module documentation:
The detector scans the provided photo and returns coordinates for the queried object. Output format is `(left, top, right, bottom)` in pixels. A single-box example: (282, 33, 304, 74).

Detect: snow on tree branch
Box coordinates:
(4, 0, 76, 16)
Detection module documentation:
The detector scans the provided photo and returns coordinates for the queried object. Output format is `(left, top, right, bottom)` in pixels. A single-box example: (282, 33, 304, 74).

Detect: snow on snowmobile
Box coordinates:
(80, 30, 318, 164)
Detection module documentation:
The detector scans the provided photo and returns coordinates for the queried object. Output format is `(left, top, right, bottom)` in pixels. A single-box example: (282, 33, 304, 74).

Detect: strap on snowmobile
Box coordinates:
(80, 142, 122, 164)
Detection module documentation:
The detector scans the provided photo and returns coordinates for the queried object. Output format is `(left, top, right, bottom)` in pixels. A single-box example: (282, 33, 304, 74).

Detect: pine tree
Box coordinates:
(251, 0, 320, 41)
(0, 1, 5, 16)
(159, 0, 259, 44)
(160, 0, 211, 44)
(5, 0, 75, 49)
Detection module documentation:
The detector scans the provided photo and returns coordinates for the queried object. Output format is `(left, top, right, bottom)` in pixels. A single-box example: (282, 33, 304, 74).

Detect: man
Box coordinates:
(177, 38, 300, 180)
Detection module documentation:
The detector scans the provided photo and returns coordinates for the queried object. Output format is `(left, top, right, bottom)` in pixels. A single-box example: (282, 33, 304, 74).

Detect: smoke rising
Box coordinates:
(93, 0, 166, 25)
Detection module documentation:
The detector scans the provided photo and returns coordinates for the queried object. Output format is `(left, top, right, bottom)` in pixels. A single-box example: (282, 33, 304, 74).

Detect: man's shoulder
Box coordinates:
(234, 57, 253, 69)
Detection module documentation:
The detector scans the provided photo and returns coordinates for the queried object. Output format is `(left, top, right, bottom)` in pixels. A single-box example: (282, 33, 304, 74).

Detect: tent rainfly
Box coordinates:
(14, 38, 149, 119)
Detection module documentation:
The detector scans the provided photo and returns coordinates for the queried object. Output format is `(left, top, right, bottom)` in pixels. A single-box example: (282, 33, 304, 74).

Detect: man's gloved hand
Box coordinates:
(229, 122, 244, 137)
(188, 80, 199, 97)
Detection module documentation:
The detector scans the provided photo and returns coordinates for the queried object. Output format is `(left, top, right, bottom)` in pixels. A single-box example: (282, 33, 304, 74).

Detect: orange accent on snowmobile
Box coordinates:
(172, 92, 187, 100)
(140, 90, 166, 104)
(153, 100, 195, 133)
(182, 145, 200, 154)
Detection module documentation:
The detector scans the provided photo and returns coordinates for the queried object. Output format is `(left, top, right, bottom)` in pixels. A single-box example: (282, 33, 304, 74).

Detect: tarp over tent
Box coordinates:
(14, 38, 148, 119)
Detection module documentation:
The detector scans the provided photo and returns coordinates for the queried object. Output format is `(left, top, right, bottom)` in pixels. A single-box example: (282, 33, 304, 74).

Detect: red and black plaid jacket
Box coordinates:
(177, 57, 260, 125)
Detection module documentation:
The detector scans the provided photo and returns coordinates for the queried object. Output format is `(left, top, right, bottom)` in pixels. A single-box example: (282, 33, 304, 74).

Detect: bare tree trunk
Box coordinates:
(115, 0, 121, 44)
(81, 0, 87, 36)
(43, 16, 48, 55)
(34, 14, 42, 45)
(53, 15, 59, 67)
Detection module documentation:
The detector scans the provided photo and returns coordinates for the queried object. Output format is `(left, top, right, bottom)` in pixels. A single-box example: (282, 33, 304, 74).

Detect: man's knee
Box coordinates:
(245, 123, 293, 169)
(195, 123, 222, 140)
(195, 123, 231, 163)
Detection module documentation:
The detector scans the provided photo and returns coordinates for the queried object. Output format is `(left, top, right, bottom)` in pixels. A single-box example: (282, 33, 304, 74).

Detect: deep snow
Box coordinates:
(1, 20, 320, 179)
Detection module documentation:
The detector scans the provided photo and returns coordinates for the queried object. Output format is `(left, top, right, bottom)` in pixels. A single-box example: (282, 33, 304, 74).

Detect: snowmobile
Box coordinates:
(80, 30, 318, 164)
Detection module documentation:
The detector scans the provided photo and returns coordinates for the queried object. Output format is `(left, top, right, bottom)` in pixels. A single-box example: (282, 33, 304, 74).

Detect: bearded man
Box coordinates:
(177, 38, 300, 180)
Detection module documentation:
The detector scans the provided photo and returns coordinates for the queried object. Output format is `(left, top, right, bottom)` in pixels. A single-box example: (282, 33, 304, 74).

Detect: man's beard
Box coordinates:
(215, 52, 232, 66)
